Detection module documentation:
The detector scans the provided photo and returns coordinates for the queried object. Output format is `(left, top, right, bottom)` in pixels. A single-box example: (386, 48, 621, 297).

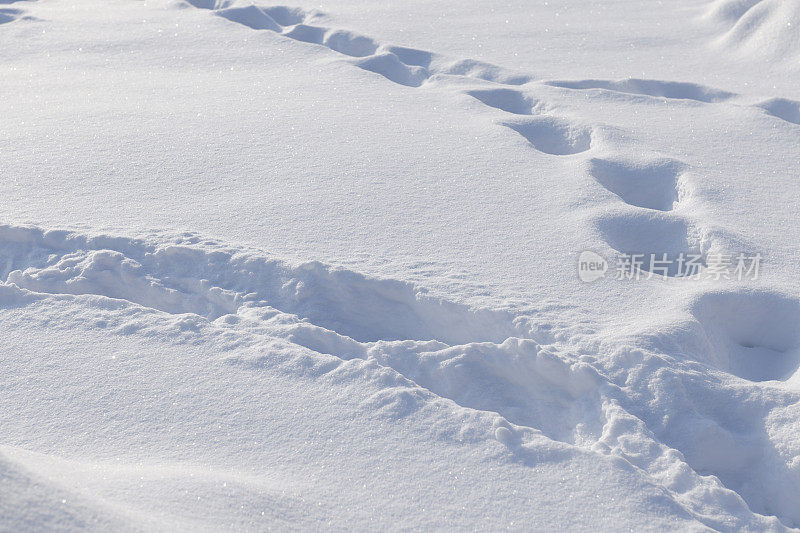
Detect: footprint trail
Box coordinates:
(183, 1, 601, 157)
(163, 5, 800, 526)
(188, 1, 530, 88)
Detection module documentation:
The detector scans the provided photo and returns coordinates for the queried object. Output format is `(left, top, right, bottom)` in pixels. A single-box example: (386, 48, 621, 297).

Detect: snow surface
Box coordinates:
(2, 0, 800, 530)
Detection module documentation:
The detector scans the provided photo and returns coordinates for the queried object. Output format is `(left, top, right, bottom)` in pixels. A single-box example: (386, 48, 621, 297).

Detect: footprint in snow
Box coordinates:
(466, 88, 540, 115)
(756, 98, 800, 126)
(588, 157, 686, 211)
(687, 290, 800, 383)
(465, 88, 593, 156)
(503, 116, 592, 156)
(593, 211, 704, 277)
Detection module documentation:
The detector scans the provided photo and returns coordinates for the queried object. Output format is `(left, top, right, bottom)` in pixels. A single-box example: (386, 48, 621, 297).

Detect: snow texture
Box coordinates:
(2, 0, 800, 530)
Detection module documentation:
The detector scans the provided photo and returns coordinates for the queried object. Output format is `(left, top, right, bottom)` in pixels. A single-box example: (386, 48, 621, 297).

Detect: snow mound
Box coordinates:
(707, 0, 800, 62)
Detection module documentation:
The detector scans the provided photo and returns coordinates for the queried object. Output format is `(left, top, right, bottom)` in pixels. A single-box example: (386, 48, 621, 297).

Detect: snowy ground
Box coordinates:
(2, 0, 800, 530)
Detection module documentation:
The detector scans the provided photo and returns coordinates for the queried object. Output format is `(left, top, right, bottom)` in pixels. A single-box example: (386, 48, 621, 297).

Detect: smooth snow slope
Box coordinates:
(1, 0, 800, 530)
(707, 0, 800, 63)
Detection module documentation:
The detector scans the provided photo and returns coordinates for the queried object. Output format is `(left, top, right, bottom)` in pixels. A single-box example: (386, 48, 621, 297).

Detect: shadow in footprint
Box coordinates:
(705, 0, 764, 24)
(384, 45, 432, 68)
(324, 30, 378, 57)
(503, 116, 592, 155)
(688, 290, 800, 382)
(466, 88, 536, 115)
(282, 23, 325, 44)
(757, 98, 800, 126)
(589, 158, 685, 211)
(184, 0, 233, 9)
(594, 211, 703, 277)
(0, 5, 28, 23)
(260, 5, 306, 25)
(215, 5, 281, 31)
(440, 59, 531, 85)
(354, 53, 428, 87)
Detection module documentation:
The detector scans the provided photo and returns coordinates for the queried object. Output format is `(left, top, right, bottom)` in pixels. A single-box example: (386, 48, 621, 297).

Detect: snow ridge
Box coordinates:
(1, 223, 798, 529)
(0, 225, 521, 346)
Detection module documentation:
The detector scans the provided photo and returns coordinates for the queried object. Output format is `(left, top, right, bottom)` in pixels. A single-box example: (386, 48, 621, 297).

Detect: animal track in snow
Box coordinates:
(183, 3, 757, 277)
(588, 157, 686, 211)
(184, 2, 600, 157)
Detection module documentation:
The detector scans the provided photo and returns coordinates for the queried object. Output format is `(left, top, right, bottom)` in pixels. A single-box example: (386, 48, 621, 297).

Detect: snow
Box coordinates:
(2, 0, 800, 530)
